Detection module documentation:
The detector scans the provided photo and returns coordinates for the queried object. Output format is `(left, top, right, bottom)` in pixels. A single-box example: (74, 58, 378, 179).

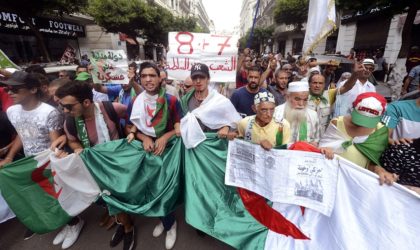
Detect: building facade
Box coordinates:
(239, 0, 257, 37)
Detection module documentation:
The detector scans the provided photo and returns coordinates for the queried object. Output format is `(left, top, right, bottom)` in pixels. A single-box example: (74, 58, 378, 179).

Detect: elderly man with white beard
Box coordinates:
(273, 81, 320, 146)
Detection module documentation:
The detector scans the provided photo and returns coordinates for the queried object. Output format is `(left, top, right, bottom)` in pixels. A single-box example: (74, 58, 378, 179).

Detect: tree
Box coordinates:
(2, 0, 88, 62)
(274, 0, 309, 31)
(239, 26, 274, 53)
(87, 0, 199, 47)
(336, 0, 420, 58)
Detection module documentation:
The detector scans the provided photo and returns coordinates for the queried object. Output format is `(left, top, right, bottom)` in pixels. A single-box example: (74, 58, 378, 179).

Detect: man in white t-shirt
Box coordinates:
(334, 59, 376, 117)
(0, 71, 84, 249)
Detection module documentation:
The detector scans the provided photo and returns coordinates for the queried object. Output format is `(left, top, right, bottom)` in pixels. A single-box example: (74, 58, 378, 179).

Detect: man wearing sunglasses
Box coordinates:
(54, 81, 133, 250)
(0, 71, 66, 242)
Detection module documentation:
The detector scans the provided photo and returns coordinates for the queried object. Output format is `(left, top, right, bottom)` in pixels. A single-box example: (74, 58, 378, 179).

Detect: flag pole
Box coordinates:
(246, 0, 261, 49)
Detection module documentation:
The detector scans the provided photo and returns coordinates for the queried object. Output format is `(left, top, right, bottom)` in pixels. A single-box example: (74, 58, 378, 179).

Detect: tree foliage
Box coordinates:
(239, 26, 274, 52)
(87, 0, 199, 46)
(274, 0, 308, 30)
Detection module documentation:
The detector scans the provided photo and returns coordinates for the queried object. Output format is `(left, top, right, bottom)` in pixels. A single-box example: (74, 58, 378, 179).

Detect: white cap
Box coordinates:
(362, 58, 375, 65)
(308, 66, 320, 74)
(288, 81, 309, 92)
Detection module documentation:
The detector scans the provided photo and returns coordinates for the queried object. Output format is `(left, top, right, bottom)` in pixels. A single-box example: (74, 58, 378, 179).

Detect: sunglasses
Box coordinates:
(6, 85, 27, 93)
(59, 102, 79, 111)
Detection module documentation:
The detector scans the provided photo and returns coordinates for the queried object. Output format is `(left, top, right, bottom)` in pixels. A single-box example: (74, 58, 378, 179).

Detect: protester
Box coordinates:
(55, 81, 132, 250)
(322, 62, 338, 89)
(381, 84, 420, 143)
(273, 81, 320, 145)
(237, 92, 291, 150)
(160, 69, 180, 99)
(58, 70, 70, 79)
(402, 64, 420, 95)
(373, 49, 388, 82)
(126, 62, 180, 250)
(307, 68, 364, 136)
(75, 71, 109, 102)
(230, 66, 267, 117)
(380, 138, 420, 193)
(179, 76, 193, 98)
(236, 48, 253, 89)
(319, 92, 393, 185)
(0, 71, 82, 247)
(267, 69, 288, 105)
(259, 58, 277, 87)
(405, 46, 420, 75)
(180, 63, 240, 148)
(334, 59, 376, 117)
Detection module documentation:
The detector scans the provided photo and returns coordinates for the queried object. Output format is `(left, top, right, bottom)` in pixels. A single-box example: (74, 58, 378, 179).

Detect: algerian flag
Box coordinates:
(185, 136, 420, 249)
(302, 0, 336, 54)
(0, 138, 182, 233)
(0, 150, 100, 233)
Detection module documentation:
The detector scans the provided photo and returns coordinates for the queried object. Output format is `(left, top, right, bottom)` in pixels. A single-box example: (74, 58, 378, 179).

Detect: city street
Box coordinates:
(0, 205, 234, 250)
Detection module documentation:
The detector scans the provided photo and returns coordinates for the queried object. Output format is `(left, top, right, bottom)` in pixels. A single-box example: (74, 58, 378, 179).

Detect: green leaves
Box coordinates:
(87, 0, 199, 45)
(274, 0, 309, 29)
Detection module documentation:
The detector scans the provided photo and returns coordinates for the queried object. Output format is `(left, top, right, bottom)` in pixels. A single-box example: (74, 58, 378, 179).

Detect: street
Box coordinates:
(0, 205, 234, 250)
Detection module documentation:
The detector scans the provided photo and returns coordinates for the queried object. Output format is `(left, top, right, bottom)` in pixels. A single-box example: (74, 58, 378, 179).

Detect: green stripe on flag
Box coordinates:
(0, 153, 72, 233)
(80, 138, 183, 216)
(184, 133, 268, 250)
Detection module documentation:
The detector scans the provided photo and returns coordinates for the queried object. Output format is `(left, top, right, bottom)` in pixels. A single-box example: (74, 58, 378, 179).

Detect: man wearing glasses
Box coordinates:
(236, 48, 253, 89)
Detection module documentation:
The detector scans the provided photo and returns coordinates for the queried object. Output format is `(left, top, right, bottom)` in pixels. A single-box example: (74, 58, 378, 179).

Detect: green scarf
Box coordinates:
(75, 117, 91, 148)
(309, 93, 328, 105)
(180, 88, 195, 115)
(341, 126, 388, 166)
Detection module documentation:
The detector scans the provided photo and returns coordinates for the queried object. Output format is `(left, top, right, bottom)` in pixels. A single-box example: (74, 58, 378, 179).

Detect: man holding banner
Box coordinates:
(237, 92, 291, 150)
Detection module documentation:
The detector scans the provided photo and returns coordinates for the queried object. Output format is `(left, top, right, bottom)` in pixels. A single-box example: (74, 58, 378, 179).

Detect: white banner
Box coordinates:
(167, 32, 239, 82)
(89, 49, 129, 84)
(226, 139, 338, 216)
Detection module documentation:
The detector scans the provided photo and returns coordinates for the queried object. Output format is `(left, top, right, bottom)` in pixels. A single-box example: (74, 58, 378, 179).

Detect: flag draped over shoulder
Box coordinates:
(183, 133, 268, 250)
(80, 138, 183, 216)
(302, 0, 336, 54)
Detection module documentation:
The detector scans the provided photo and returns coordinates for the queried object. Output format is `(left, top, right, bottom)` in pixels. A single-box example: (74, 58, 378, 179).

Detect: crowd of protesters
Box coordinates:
(0, 44, 419, 250)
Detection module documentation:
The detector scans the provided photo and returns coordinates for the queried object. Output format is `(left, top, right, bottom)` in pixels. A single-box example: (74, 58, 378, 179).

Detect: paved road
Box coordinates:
(0, 205, 234, 250)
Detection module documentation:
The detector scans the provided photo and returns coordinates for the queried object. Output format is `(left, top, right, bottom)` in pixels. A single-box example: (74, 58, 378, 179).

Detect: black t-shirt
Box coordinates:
(0, 111, 16, 148)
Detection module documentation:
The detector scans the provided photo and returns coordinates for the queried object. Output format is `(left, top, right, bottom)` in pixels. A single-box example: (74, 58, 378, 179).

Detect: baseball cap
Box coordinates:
(75, 72, 92, 81)
(254, 92, 275, 105)
(0, 71, 40, 87)
(351, 92, 387, 128)
(190, 63, 210, 78)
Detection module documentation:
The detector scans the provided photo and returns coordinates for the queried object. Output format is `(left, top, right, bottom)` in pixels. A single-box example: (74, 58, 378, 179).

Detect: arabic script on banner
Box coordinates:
(225, 139, 339, 216)
(167, 32, 239, 82)
(89, 49, 128, 84)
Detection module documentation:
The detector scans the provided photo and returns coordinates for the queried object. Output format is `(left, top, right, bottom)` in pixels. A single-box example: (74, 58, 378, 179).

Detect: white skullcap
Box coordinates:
(288, 81, 309, 92)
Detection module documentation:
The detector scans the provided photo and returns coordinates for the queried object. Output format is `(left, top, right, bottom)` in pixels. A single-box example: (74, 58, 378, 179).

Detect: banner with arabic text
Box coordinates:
(167, 32, 239, 82)
(89, 49, 129, 84)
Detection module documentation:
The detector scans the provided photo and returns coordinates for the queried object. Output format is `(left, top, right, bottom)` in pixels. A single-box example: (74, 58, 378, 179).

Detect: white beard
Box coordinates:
(284, 102, 307, 126)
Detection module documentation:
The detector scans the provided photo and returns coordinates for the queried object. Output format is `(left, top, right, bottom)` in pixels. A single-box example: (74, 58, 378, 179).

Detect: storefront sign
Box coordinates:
(0, 11, 85, 38)
(89, 49, 129, 85)
(167, 32, 239, 82)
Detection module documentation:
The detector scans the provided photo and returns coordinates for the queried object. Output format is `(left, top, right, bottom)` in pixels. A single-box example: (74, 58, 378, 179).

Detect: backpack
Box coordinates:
(66, 101, 124, 144)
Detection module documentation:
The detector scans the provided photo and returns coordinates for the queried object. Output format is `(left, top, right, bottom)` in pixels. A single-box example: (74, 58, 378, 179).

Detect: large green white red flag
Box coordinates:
(0, 150, 100, 233)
